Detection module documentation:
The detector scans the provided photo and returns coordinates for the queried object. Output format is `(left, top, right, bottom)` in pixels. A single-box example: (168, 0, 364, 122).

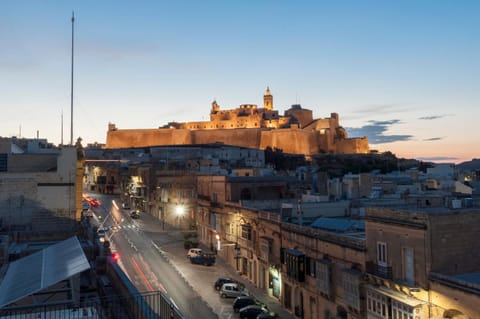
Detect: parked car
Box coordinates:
(190, 253, 216, 266)
(233, 296, 258, 312)
(130, 210, 140, 219)
(214, 277, 237, 291)
(220, 282, 249, 298)
(187, 248, 202, 258)
(239, 305, 269, 319)
(256, 313, 277, 319)
(83, 209, 93, 218)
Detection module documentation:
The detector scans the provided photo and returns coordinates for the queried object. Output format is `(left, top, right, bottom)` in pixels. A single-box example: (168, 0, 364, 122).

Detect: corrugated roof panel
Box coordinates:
(0, 236, 90, 309)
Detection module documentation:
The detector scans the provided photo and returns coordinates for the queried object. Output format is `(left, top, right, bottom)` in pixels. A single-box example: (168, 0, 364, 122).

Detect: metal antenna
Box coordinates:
(70, 12, 75, 145)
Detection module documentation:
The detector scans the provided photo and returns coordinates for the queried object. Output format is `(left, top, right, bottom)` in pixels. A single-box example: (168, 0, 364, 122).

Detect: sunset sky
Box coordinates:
(1, 1, 479, 163)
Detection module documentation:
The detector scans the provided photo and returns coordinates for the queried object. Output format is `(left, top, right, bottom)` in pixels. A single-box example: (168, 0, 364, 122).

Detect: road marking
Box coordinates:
(138, 255, 168, 294)
(131, 256, 155, 292)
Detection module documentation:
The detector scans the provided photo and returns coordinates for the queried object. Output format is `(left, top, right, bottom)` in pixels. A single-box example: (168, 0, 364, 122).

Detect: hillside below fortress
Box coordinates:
(105, 88, 370, 157)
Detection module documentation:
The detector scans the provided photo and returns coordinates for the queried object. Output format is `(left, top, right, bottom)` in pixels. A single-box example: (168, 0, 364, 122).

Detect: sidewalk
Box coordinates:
(145, 222, 294, 319)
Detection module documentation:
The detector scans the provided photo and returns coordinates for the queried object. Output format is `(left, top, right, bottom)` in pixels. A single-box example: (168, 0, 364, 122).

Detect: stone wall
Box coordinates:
(336, 137, 370, 154)
(429, 275, 480, 318)
(429, 210, 480, 274)
(192, 128, 262, 149)
(260, 128, 320, 155)
(106, 128, 192, 148)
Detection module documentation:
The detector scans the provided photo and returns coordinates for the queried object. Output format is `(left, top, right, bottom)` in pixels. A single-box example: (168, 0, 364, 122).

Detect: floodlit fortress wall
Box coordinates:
(105, 88, 370, 156)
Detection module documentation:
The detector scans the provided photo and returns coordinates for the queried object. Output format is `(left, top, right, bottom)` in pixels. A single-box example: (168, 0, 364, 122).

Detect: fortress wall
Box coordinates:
(260, 129, 320, 155)
(316, 134, 331, 153)
(105, 128, 192, 148)
(191, 128, 263, 149)
(335, 137, 370, 154)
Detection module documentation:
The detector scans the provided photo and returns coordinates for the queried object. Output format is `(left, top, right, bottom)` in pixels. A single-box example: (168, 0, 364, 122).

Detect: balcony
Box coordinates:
(211, 200, 223, 208)
(237, 236, 254, 250)
(366, 261, 393, 280)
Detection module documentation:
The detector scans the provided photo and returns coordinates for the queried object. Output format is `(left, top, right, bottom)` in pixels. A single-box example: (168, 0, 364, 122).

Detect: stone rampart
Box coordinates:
(336, 137, 370, 154)
(191, 128, 262, 149)
(106, 128, 192, 148)
(260, 129, 319, 155)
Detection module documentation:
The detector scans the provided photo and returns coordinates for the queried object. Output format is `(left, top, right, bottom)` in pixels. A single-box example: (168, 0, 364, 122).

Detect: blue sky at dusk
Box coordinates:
(1, 1, 479, 163)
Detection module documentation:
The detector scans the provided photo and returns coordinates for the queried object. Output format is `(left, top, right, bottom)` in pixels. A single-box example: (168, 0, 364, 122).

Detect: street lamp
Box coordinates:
(175, 204, 184, 228)
(216, 234, 221, 252)
(175, 204, 184, 216)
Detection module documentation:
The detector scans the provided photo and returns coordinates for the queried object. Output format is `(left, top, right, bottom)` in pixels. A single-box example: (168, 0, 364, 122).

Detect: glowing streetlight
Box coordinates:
(216, 234, 221, 251)
(175, 204, 184, 216)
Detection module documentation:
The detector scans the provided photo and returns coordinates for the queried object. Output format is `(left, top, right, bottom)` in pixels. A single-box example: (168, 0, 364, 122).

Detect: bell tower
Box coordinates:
(263, 86, 273, 110)
(211, 100, 220, 114)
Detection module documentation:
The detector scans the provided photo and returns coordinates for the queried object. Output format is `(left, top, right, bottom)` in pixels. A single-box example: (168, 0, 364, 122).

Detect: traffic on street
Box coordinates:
(83, 192, 293, 319)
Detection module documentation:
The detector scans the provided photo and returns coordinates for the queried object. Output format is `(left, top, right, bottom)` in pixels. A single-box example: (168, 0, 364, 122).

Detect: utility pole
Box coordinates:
(70, 12, 75, 145)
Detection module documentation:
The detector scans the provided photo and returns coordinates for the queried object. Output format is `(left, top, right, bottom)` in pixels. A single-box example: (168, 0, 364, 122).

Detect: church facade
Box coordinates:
(105, 88, 369, 156)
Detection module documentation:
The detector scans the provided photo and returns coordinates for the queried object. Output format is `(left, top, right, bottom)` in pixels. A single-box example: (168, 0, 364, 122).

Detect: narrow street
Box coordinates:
(86, 192, 293, 319)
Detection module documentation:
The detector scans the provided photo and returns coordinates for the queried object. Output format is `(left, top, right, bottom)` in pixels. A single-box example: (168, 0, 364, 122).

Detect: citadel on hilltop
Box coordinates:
(106, 88, 369, 157)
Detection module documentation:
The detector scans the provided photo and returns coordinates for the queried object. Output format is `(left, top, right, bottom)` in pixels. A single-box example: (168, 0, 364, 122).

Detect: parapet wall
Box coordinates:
(106, 128, 192, 148)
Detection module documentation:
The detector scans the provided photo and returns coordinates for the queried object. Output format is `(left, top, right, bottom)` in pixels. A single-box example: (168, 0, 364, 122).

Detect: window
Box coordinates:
(0, 153, 7, 171)
(367, 290, 389, 319)
(306, 257, 316, 277)
(392, 300, 417, 319)
(241, 224, 252, 240)
(259, 237, 272, 262)
(285, 249, 305, 282)
(403, 247, 415, 285)
(377, 242, 387, 266)
(316, 259, 332, 295)
(342, 269, 361, 310)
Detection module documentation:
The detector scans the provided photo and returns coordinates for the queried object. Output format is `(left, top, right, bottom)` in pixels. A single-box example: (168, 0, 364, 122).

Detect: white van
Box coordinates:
(187, 248, 202, 258)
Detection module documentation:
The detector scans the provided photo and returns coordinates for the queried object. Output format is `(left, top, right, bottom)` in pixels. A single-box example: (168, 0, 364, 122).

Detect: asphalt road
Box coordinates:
(86, 192, 217, 319)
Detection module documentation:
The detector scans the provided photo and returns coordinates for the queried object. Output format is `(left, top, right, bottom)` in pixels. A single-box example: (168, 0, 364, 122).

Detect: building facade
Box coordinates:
(365, 205, 480, 319)
(0, 138, 82, 234)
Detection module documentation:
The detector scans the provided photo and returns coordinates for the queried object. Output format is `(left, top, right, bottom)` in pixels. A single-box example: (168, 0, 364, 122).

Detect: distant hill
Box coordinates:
(457, 159, 480, 172)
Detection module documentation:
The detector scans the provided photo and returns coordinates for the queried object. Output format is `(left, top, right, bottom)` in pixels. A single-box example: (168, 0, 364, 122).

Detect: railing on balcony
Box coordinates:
(211, 200, 223, 208)
(366, 261, 393, 280)
(237, 236, 254, 250)
(0, 291, 185, 319)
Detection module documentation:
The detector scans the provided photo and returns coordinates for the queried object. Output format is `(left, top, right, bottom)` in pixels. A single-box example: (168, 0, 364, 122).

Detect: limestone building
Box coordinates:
(0, 137, 83, 234)
(105, 88, 370, 156)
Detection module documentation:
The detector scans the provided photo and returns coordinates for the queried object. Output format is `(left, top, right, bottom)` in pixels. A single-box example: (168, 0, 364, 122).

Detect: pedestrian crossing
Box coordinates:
(107, 224, 139, 231)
